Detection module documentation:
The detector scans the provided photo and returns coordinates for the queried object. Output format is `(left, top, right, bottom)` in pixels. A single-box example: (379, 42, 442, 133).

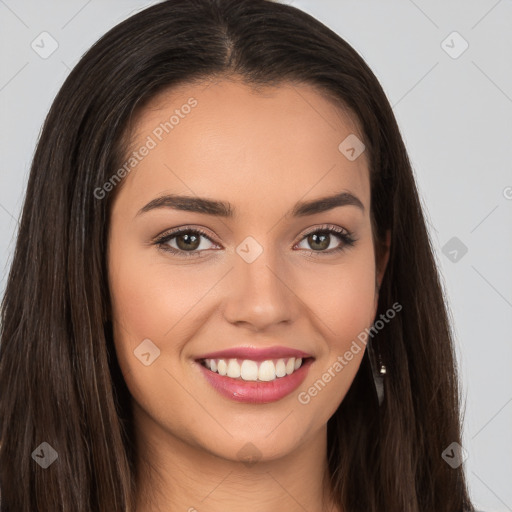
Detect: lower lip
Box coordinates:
(197, 358, 314, 404)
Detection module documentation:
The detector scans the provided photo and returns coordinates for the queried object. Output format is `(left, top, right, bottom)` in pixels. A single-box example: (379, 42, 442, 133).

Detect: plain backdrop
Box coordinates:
(0, 1, 511, 511)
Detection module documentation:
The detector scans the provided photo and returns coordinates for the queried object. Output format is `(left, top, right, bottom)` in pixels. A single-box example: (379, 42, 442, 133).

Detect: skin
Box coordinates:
(107, 77, 390, 512)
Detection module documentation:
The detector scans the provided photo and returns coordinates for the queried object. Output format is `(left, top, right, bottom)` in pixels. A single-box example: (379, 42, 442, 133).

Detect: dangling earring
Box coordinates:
(369, 280, 387, 406)
(367, 338, 386, 406)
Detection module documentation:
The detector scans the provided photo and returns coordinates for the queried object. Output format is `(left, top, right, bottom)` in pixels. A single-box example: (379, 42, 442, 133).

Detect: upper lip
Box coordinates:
(195, 346, 313, 362)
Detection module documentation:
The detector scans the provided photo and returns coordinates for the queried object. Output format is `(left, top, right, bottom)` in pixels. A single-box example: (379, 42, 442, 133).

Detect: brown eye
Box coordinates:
(175, 232, 201, 251)
(306, 231, 331, 251)
(155, 228, 218, 257)
(295, 226, 356, 255)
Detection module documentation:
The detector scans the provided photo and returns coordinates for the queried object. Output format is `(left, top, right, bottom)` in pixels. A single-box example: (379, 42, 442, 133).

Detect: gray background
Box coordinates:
(0, 1, 511, 510)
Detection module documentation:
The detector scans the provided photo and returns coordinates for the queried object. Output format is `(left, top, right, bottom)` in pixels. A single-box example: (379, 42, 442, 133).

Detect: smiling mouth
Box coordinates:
(199, 356, 314, 382)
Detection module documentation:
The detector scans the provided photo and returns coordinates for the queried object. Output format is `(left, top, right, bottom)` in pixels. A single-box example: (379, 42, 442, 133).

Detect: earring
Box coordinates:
(367, 338, 386, 406)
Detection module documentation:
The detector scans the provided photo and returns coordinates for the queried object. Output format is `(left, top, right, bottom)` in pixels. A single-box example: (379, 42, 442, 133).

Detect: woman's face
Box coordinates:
(108, 78, 388, 463)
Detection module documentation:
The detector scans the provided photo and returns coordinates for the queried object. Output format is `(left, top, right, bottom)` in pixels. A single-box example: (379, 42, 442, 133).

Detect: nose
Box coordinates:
(221, 244, 299, 331)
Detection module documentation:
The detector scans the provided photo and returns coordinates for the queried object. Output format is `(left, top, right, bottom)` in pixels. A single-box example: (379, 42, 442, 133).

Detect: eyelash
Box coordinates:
(154, 224, 357, 259)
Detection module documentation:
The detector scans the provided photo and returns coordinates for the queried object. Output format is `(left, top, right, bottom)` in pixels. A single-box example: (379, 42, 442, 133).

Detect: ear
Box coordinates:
(374, 229, 391, 312)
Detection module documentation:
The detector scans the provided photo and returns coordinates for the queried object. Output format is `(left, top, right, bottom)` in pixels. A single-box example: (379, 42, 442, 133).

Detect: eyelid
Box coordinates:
(296, 223, 350, 240)
(154, 225, 217, 242)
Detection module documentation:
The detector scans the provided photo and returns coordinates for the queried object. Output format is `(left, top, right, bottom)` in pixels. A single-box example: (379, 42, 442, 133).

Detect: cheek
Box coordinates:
(108, 242, 216, 345)
(107, 237, 233, 406)
(107, 242, 213, 433)
(296, 243, 377, 409)
(308, 248, 377, 347)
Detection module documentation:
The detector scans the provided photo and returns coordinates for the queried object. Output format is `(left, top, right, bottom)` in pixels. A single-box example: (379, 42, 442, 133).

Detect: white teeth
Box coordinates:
(258, 360, 276, 381)
(227, 358, 241, 378)
(217, 359, 227, 376)
(203, 357, 306, 382)
(275, 359, 286, 377)
(240, 360, 258, 381)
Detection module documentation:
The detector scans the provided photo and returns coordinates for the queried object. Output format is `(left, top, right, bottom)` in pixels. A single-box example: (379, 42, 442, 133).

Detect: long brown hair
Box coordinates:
(0, 0, 474, 510)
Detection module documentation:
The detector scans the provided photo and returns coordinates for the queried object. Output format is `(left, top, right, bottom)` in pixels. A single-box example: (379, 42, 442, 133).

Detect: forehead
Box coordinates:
(116, 77, 370, 216)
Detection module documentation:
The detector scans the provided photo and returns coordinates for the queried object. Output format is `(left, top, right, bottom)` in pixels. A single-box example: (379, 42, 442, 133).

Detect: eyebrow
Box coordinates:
(136, 191, 365, 218)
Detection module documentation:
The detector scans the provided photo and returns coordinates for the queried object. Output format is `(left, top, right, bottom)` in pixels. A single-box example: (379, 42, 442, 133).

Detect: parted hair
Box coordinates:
(0, 1, 474, 510)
